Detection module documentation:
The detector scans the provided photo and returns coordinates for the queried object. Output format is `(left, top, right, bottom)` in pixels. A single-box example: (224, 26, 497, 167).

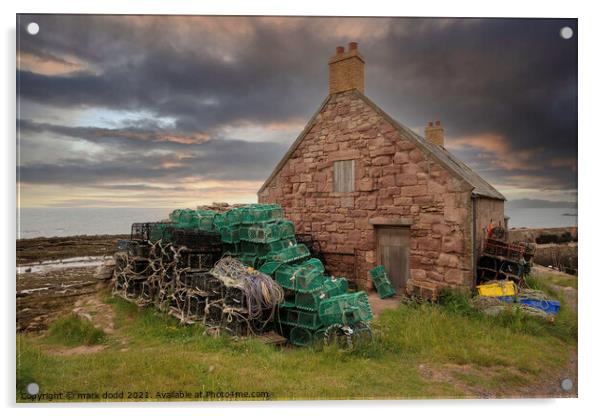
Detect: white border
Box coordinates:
(3, 1, 600, 415)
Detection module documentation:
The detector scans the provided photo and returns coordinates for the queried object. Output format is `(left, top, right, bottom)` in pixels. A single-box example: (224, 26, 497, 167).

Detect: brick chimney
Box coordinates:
(328, 42, 365, 95)
(424, 120, 444, 147)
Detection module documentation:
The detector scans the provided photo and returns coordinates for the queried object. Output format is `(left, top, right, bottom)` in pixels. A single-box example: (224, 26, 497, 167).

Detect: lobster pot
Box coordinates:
(240, 204, 284, 224)
(240, 220, 295, 244)
(221, 309, 252, 337)
(222, 209, 243, 227)
(204, 302, 224, 327)
(265, 244, 310, 264)
(275, 263, 325, 292)
(149, 222, 174, 242)
(141, 281, 157, 302)
(223, 285, 248, 310)
(294, 278, 348, 311)
(220, 226, 240, 244)
(289, 326, 315, 347)
(277, 307, 321, 330)
(240, 238, 296, 257)
(185, 294, 206, 319)
(182, 271, 212, 291)
(166, 227, 221, 249)
(369, 265, 396, 299)
(318, 292, 373, 326)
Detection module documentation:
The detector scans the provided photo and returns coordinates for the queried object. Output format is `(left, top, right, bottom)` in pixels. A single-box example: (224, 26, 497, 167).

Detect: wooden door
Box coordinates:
(376, 226, 410, 291)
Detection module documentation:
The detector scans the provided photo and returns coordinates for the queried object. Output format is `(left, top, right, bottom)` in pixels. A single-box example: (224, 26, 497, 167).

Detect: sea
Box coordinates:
(16, 206, 578, 239)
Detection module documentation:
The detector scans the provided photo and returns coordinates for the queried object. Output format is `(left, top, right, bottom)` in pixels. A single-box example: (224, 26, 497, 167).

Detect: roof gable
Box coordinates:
(258, 90, 505, 201)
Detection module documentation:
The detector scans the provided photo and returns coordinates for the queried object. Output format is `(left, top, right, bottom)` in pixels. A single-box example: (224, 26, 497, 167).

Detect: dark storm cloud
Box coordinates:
(18, 136, 289, 185)
(16, 15, 577, 202)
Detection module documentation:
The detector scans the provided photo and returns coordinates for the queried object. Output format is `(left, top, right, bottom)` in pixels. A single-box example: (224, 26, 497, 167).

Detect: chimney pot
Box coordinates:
(348, 41, 358, 50)
(425, 120, 445, 147)
(336, 46, 344, 54)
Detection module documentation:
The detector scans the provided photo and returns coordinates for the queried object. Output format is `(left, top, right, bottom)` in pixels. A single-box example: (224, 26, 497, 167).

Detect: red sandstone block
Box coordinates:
(378, 175, 396, 188)
(393, 196, 413, 205)
(411, 269, 427, 281)
(437, 253, 460, 268)
(413, 195, 434, 205)
(445, 268, 466, 284)
(442, 236, 464, 254)
(372, 155, 391, 166)
(432, 223, 452, 235)
(367, 167, 382, 177)
(393, 152, 409, 164)
(355, 195, 377, 210)
(417, 237, 441, 251)
(395, 173, 418, 186)
(358, 178, 374, 191)
(401, 185, 428, 197)
(427, 271, 444, 282)
(370, 146, 396, 158)
(419, 213, 443, 224)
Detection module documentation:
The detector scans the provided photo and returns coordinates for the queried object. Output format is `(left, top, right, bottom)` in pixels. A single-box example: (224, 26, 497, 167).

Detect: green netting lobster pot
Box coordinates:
(275, 263, 325, 291)
(369, 265, 396, 299)
(195, 210, 217, 232)
(168, 209, 185, 223)
(222, 242, 241, 256)
(369, 265, 386, 280)
(318, 291, 373, 326)
(277, 307, 321, 329)
(265, 244, 310, 264)
(222, 208, 243, 227)
(296, 257, 325, 273)
(294, 278, 347, 311)
(242, 220, 295, 244)
(266, 237, 296, 253)
(294, 290, 323, 311)
(220, 226, 240, 243)
(149, 222, 173, 241)
(258, 261, 283, 277)
(240, 204, 284, 224)
(212, 213, 225, 231)
(374, 279, 396, 299)
(237, 254, 259, 269)
(289, 326, 315, 347)
(322, 277, 349, 297)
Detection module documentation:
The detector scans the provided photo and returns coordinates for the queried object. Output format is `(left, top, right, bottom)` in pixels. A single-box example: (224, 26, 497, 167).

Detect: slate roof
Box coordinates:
(258, 90, 506, 201)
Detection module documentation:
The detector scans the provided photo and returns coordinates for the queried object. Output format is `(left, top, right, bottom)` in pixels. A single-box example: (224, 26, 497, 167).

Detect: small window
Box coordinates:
(333, 160, 355, 193)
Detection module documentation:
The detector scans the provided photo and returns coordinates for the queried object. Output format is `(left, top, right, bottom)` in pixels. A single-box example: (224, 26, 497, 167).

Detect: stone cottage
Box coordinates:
(258, 42, 506, 293)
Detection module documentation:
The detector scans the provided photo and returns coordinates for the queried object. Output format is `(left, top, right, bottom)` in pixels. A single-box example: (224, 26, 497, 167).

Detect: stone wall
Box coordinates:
(259, 91, 475, 290)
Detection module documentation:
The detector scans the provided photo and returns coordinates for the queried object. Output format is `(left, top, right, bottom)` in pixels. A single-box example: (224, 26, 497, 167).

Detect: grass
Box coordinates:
(44, 314, 107, 347)
(527, 271, 578, 290)
(16, 283, 577, 402)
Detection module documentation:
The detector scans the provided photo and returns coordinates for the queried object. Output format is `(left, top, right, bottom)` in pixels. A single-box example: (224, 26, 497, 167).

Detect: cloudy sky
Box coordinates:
(17, 15, 577, 208)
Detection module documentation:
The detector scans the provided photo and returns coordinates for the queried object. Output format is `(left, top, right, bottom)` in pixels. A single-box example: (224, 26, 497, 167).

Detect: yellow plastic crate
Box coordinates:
(476, 281, 517, 297)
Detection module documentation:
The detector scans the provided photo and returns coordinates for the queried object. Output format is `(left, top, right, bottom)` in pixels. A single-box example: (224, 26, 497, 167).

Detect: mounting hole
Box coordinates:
(26, 382, 40, 395)
(560, 26, 573, 40)
(561, 378, 573, 391)
(26, 22, 40, 35)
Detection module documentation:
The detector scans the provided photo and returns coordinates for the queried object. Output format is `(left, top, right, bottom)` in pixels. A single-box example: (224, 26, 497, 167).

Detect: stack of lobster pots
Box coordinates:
(209, 204, 373, 347)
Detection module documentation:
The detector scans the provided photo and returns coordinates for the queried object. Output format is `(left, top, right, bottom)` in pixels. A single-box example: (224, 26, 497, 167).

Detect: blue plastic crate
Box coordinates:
(518, 298, 561, 315)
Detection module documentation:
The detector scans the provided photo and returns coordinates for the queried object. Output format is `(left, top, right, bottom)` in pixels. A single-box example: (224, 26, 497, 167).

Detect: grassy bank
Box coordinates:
(17, 277, 577, 401)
